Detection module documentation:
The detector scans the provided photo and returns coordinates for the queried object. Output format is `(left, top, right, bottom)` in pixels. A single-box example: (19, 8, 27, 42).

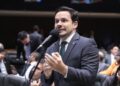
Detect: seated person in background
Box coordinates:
(96, 51, 120, 86)
(99, 52, 120, 76)
(95, 50, 109, 86)
(0, 43, 12, 74)
(22, 52, 40, 79)
(11, 52, 40, 80)
(17, 31, 43, 61)
(102, 66, 120, 86)
(98, 50, 109, 72)
(30, 61, 43, 86)
(30, 60, 54, 86)
(104, 45, 119, 65)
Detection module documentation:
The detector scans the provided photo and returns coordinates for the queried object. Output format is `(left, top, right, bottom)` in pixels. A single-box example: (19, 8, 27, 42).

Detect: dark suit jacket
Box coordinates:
(31, 31, 44, 42)
(17, 32, 43, 61)
(102, 75, 116, 86)
(45, 32, 99, 86)
(104, 54, 112, 65)
(0, 74, 29, 86)
(20, 63, 30, 76)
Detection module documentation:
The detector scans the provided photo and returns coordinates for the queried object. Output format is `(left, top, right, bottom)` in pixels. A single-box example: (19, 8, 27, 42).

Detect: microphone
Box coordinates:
(35, 29, 59, 51)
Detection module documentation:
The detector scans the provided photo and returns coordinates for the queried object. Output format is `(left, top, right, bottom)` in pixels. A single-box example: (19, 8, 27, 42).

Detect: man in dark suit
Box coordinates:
(44, 6, 99, 86)
(0, 43, 12, 74)
(31, 25, 44, 42)
(17, 31, 43, 61)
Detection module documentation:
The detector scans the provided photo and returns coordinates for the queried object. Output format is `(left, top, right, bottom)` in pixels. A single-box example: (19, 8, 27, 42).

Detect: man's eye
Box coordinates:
(61, 19, 67, 22)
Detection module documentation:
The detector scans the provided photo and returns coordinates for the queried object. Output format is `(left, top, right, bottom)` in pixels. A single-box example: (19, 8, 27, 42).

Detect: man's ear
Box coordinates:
(73, 21, 78, 29)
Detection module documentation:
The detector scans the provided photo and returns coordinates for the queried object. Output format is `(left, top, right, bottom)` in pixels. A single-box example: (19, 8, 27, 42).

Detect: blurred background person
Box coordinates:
(0, 43, 12, 74)
(95, 51, 120, 86)
(30, 60, 44, 86)
(22, 52, 40, 79)
(17, 30, 43, 62)
(95, 50, 109, 86)
(98, 50, 109, 72)
(10, 52, 40, 80)
(103, 53, 120, 86)
(104, 45, 119, 65)
(99, 52, 120, 76)
(31, 25, 44, 42)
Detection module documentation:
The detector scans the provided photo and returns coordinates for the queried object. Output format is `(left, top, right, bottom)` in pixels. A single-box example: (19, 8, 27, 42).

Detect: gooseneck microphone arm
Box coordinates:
(34, 35, 52, 52)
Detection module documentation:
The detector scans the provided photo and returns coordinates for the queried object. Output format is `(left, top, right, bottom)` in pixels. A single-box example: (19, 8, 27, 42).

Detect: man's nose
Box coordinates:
(57, 21, 62, 25)
(56, 21, 62, 28)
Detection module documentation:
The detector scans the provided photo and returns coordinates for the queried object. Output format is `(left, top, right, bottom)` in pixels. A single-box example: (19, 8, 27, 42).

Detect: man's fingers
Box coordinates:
(52, 52, 62, 62)
(45, 55, 55, 67)
(45, 53, 58, 64)
(53, 52, 62, 58)
(51, 53, 58, 60)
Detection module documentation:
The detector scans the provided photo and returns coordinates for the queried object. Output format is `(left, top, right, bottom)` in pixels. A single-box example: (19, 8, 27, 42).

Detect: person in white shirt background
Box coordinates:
(0, 43, 12, 74)
(105, 45, 119, 65)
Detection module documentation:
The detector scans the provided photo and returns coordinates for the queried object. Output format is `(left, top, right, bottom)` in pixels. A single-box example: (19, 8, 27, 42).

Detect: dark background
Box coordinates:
(0, 0, 120, 50)
(0, 0, 120, 12)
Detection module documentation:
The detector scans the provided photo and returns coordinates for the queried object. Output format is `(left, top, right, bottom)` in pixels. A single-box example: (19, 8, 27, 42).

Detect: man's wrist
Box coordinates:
(61, 65, 68, 78)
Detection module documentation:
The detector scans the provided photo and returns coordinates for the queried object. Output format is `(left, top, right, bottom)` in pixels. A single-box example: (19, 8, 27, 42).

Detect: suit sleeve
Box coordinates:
(16, 41, 26, 60)
(65, 39, 99, 85)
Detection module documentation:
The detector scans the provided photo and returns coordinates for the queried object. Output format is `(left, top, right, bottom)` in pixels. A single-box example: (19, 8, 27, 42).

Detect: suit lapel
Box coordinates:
(53, 41, 59, 52)
(63, 33, 80, 63)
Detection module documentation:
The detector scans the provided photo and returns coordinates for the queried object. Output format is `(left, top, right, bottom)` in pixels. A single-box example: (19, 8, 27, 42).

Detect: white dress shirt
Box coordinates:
(59, 31, 75, 78)
(111, 54, 116, 64)
(59, 31, 75, 52)
(24, 43, 31, 61)
(24, 61, 37, 80)
(0, 60, 7, 74)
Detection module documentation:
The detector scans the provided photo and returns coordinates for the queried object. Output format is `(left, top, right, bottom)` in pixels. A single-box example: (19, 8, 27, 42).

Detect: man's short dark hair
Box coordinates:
(55, 6, 79, 22)
(17, 31, 28, 41)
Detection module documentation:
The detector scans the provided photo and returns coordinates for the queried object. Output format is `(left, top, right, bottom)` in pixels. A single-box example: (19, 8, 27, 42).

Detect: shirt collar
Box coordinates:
(59, 31, 75, 45)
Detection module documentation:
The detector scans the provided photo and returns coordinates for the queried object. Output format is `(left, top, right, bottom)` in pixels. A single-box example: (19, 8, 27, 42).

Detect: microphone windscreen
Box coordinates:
(44, 29, 59, 48)
(49, 29, 59, 37)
